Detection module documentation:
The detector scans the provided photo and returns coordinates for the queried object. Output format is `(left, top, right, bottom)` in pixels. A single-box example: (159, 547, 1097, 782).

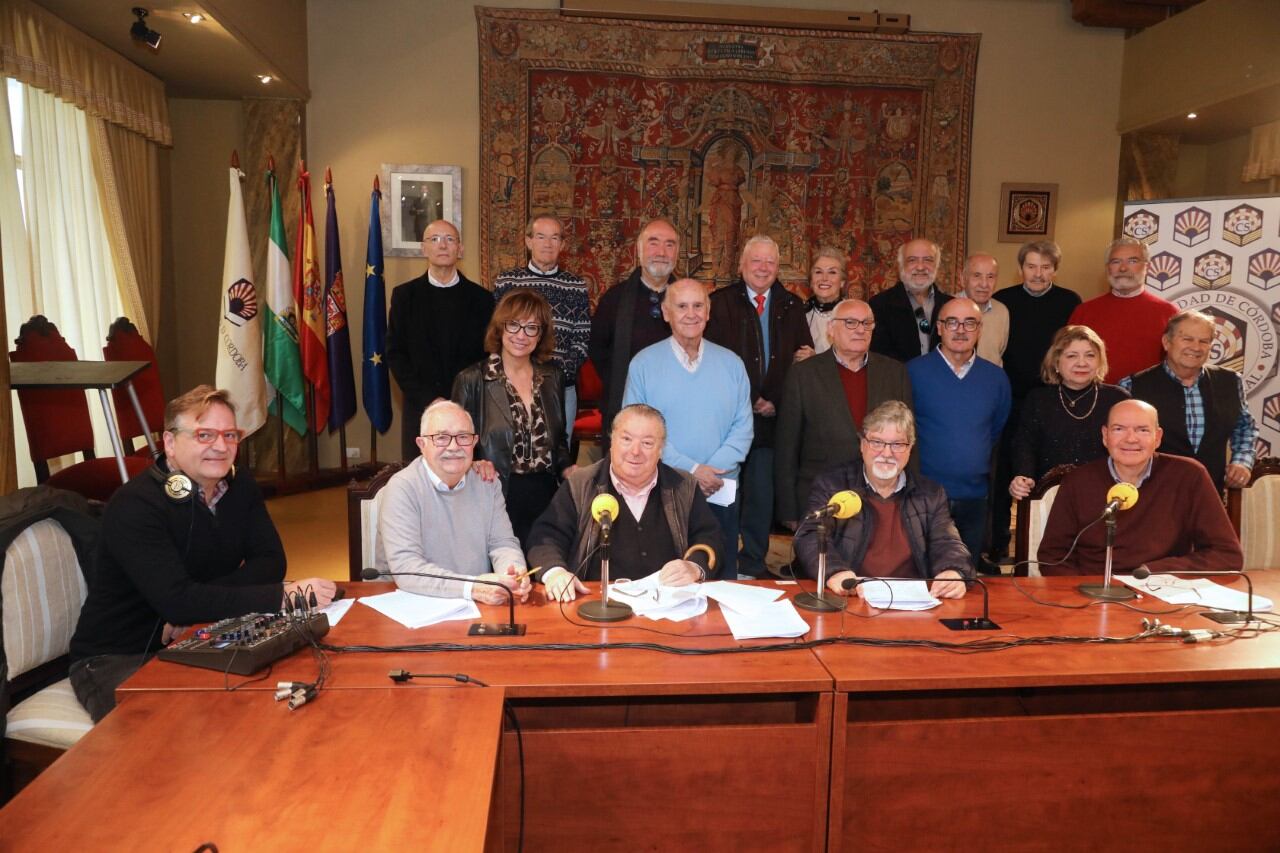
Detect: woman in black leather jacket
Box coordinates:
(453, 289, 574, 545)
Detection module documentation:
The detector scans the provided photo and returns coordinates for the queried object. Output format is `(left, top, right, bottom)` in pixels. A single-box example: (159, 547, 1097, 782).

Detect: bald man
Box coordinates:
(1038, 400, 1241, 575)
(386, 219, 494, 460)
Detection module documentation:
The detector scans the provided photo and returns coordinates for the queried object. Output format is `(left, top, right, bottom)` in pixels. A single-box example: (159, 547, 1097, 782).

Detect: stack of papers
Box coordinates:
(608, 574, 708, 621)
(1117, 574, 1274, 612)
(704, 579, 808, 640)
(857, 578, 942, 611)
(357, 589, 481, 628)
(317, 597, 355, 627)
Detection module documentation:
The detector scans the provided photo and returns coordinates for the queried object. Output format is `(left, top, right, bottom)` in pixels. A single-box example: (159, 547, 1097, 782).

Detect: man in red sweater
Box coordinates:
(1068, 238, 1177, 383)
(1038, 399, 1242, 576)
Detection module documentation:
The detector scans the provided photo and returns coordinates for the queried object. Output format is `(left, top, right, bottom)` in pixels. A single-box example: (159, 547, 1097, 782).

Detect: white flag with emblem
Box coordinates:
(216, 164, 267, 436)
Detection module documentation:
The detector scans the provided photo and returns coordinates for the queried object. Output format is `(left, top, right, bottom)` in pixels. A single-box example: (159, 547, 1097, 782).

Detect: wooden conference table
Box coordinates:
(8, 576, 1280, 851)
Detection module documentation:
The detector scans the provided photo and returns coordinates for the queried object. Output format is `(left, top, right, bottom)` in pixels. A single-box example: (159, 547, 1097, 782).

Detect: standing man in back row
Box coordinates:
(589, 218, 680, 437)
(492, 214, 591, 426)
(386, 219, 493, 461)
(705, 235, 812, 577)
(869, 237, 952, 363)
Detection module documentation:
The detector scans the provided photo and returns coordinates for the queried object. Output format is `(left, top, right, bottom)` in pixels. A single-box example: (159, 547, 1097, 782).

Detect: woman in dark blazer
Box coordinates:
(453, 289, 574, 545)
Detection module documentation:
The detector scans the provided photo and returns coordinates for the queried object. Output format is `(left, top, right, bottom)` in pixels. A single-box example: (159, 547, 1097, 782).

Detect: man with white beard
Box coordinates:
(792, 401, 972, 599)
(868, 237, 953, 363)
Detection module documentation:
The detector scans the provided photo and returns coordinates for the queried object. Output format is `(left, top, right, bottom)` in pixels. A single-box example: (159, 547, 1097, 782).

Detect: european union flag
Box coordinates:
(362, 181, 392, 433)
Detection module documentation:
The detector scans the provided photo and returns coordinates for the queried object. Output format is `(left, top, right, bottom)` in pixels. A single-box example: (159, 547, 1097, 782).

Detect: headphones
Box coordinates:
(149, 463, 235, 503)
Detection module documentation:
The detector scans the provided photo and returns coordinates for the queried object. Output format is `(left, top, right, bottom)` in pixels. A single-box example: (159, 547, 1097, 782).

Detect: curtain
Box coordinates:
(9, 82, 127, 486)
(0, 78, 22, 492)
(0, 0, 170, 145)
(1242, 119, 1280, 184)
(88, 116, 159, 340)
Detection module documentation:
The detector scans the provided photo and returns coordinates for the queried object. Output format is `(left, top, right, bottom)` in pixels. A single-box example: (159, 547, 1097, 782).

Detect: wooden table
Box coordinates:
(119, 581, 835, 852)
(0, 688, 504, 851)
(9, 360, 155, 480)
(809, 574, 1280, 851)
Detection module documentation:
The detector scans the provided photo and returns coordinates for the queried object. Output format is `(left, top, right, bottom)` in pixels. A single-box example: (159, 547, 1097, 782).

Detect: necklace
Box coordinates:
(1058, 382, 1099, 421)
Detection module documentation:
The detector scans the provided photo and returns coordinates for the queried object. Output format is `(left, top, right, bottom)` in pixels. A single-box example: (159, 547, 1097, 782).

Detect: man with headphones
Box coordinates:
(68, 385, 336, 721)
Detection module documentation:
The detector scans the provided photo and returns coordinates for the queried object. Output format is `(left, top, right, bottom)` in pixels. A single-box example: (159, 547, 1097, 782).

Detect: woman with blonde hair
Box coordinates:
(794, 247, 848, 362)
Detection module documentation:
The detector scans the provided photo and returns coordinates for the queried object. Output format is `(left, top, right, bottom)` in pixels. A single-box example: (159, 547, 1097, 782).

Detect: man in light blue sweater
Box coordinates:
(375, 400, 530, 604)
(623, 279, 753, 578)
(908, 298, 1011, 572)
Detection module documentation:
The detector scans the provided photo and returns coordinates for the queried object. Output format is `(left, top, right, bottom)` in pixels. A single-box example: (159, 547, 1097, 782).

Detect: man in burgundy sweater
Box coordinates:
(1038, 399, 1241, 576)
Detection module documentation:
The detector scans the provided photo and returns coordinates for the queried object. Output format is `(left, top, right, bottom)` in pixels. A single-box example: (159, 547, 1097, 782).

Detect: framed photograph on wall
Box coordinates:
(380, 164, 462, 257)
(998, 182, 1058, 243)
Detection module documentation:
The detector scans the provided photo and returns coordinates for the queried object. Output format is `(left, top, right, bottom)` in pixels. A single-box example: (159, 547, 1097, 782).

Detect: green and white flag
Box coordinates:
(215, 164, 267, 435)
(263, 166, 308, 435)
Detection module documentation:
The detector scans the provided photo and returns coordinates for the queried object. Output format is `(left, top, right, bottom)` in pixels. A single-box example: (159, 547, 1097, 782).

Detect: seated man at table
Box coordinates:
(528, 403, 721, 601)
(1038, 399, 1242, 575)
(793, 401, 971, 599)
(68, 385, 336, 722)
(375, 400, 531, 604)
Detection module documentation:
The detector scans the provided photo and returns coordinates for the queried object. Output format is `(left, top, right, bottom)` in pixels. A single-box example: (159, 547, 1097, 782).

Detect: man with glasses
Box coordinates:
(869, 237, 953, 363)
(590, 217, 680, 437)
(775, 299, 913, 531)
(493, 215, 591, 425)
(69, 385, 336, 722)
(387, 219, 494, 461)
(793, 401, 971, 598)
(908, 299, 1011, 566)
(1069, 237, 1177, 382)
(375, 400, 529, 604)
(1039, 399, 1240, 575)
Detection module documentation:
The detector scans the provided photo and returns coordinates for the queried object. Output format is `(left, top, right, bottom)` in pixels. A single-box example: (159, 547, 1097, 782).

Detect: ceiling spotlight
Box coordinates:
(130, 7, 162, 50)
(258, 75, 273, 85)
(1186, 112, 1198, 119)
(183, 12, 205, 24)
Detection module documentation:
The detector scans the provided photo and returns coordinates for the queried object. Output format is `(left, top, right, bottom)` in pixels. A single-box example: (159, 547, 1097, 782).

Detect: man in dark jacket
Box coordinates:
(67, 386, 336, 721)
(528, 404, 721, 601)
(793, 401, 972, 598)
(705, 235, 812, 577)
(386, 219, 494, 460)
(868, 237, 952, 363)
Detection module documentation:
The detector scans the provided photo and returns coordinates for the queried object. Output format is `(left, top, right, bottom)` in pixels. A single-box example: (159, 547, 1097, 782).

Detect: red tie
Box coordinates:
(754, 293, 766, 316)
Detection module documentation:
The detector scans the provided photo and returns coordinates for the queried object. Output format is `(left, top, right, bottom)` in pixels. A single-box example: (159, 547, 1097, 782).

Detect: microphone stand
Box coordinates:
(1134, 567, 1257, 625)
(845, 575, 1000, 630)
(361, 567, 526, 636)
(794, 514, 844, 613)
(1078, 503, 1136, 601)
(577, 514, 633, 623)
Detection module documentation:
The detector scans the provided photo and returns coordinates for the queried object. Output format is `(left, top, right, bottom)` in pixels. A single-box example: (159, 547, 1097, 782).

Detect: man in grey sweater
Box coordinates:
(375, 400, 530, 604)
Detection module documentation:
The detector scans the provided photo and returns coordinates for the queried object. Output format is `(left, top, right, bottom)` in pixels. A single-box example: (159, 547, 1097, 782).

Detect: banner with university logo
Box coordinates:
(1123, 195, 1280, 458)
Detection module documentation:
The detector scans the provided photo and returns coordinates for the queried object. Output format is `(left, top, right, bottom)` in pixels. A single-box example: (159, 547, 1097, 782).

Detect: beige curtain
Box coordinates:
(0, 0, 170, 146)
(89, 117, 160, 340)
(0, 76, 28, 492)
(1242, 119, 1280, 184)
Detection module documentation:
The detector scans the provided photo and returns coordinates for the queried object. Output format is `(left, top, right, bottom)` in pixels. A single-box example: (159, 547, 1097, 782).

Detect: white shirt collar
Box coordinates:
(428, 269, 460, 288)
(833, 350, 868, 372)
(1108, 456, 1154, 488)
(937, 347, 977, 379)
(529, 261, 558, 275)
(863, 467, 907, 495)
(668, 335, 704, 372)
(421, 457, 466, 492)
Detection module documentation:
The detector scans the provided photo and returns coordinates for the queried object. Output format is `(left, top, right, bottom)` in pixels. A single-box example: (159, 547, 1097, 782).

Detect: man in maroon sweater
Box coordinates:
(1038, 399, 1241, 575)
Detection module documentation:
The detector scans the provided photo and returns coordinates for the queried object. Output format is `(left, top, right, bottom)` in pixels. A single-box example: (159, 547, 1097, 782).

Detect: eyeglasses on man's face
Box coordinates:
(504, 320, 542, 337)
(420, 432, 478, 447)
(940, 317, 980, 332)
(172, 427, 244, 446)
(426, 234, 458, 245)
(862, 436, 912, 454)
(834, 317, 875, 331)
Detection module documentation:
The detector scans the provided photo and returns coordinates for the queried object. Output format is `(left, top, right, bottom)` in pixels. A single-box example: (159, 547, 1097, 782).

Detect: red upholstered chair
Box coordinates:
(570, 358, 604, 460)
(103, 317, 164, 457)
(10, 316, 150, 502)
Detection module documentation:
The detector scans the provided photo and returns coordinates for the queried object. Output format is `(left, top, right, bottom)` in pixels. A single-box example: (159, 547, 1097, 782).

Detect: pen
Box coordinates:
(512, 566, 543, 582)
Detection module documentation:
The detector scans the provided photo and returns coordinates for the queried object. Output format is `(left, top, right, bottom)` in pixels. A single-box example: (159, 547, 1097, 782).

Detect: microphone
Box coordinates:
(1104, 482, 1139, 515)
(591, 493, 620, 535)
(579, 492, 632, 623)
(1131, 566, 1257, 625)
(361, 567, 527, 636)
(841, 574, 999, 630)
(805, 490, 862, 521)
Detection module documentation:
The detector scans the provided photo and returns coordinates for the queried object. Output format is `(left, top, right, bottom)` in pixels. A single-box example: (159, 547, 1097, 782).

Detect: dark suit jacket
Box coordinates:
(774, 350, 914, 523)
(868, 282, 950, 363)
(704, 280, 813, 448)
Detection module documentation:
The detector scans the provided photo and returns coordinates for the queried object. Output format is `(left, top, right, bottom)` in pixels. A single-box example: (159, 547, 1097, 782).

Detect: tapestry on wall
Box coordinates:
(476, 7, 978, 302)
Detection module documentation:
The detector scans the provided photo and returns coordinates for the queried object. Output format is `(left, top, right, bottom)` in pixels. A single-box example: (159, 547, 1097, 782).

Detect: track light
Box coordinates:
(130, 7, 162, 50)
(183, 12, 206, 24)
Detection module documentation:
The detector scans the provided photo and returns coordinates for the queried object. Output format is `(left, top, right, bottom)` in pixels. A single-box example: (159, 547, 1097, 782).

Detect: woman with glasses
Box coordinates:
(453, 289, 574, 544)
(1008, 325, 1130, 500)
(794, 247, 849, 363)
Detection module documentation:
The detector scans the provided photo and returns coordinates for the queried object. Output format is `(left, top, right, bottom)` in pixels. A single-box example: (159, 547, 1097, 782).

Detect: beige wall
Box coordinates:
(1176, 131, 1273, 199)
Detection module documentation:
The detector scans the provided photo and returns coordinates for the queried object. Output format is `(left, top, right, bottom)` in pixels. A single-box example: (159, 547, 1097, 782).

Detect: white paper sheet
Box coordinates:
(317, 597, 355, 627)
(706, 477, 738, 508)
(857, 578, 942, 611)
(702, 581, 785, 615)
(719, 598, 810, 640)
(608, 572, 709, 622)
(1117, 574, 1274, 612)
(357, 589, 481, 628)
